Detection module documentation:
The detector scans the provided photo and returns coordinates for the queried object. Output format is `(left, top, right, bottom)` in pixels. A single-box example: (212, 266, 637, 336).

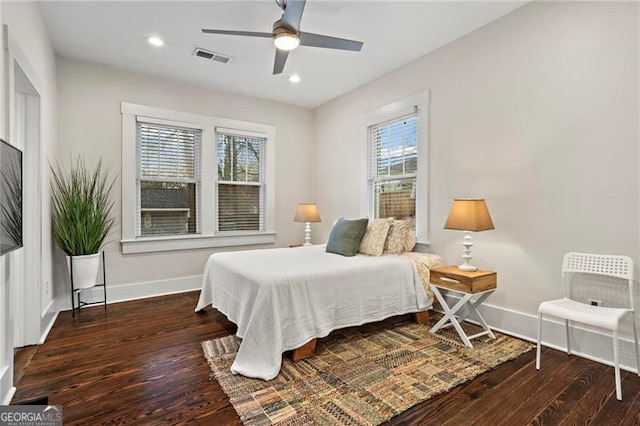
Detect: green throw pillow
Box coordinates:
(326, 217, 369, 257)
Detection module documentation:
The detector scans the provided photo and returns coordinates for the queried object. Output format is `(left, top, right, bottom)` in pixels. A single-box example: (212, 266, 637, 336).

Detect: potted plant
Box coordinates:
(50, 157, 115, 289)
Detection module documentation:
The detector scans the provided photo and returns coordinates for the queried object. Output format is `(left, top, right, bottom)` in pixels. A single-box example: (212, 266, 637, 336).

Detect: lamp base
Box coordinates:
(303, 222, 312, 246)
(457, 262, 478, 272)
(457, 231, 478, 271)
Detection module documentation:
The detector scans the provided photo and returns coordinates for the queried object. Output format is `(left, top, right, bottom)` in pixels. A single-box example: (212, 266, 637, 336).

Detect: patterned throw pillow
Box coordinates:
(359, 218, 393, 256)
(383, 219, 413, 254)
(404, 231, 417, 253)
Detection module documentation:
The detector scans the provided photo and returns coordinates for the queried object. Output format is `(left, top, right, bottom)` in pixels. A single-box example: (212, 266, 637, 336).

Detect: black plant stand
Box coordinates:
(70, 251, 107, 318)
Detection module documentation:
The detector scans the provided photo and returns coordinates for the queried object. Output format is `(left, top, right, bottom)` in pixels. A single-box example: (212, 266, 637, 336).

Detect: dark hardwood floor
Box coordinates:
(12, 291, 640, 425)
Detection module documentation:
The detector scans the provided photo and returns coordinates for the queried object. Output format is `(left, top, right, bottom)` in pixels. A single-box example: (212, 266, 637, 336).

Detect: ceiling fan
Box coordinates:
(202, 0, 363, 75)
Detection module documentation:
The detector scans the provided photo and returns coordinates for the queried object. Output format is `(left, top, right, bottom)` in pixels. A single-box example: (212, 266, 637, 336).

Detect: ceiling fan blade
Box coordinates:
(273, 49, 289, 75)
(281, 0, 306, 31)
(298, 32, 363, 51)
(202, 29, 273, 38)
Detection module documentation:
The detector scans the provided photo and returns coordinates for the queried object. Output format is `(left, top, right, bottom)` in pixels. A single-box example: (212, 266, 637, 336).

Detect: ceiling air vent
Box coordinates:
(193, 48, 231, 64)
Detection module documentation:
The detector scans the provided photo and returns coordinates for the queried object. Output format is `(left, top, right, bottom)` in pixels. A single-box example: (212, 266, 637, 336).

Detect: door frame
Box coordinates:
(4, 25, 43, 348)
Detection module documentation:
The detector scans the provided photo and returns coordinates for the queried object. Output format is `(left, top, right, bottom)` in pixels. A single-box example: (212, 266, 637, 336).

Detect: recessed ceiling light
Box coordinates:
(288, 74, 301, 83)
(147, 36, 165, 47)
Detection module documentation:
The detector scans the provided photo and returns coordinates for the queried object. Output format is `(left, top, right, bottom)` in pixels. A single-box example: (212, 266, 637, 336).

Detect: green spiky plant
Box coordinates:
(50, 157, 116, 256)
(0, 156, 22, 250)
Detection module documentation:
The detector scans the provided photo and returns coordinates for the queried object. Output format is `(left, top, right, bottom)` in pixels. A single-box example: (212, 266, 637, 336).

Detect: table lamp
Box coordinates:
(293, 203, 321, 246)
(444, 199, 494, 271)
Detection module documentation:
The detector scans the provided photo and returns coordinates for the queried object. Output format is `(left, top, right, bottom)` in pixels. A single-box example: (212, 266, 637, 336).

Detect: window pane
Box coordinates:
(217, 135, 232, 181)
(138, 123, 198, 181)
(233, 139, 247, 182)
(402, 119, 418, 174)
(218, 184, 260, 231)
(370, 116, 418, 178)
(247, 140, 261, 183)
(373, 178, 416, 220)
(140, 181, 196, 236)
(218, 134, 263, 183)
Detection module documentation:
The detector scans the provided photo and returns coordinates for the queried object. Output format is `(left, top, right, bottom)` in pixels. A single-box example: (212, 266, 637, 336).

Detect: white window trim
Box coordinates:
(361, 90, 430, 244)
(121, 102, 276, 254)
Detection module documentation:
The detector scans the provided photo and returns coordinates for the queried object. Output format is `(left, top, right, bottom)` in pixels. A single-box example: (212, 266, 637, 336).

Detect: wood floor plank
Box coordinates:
(530, 360, 613, 425)
(11, 291, 640, 425)
(440, 348, 563, 425)
(591, 371, 640, 425)
(487, 351, 590, 425)
(556, 364, 618, 426)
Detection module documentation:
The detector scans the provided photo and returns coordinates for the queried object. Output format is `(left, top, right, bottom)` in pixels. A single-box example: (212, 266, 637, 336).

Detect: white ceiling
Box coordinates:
(37, 1, 527, 109)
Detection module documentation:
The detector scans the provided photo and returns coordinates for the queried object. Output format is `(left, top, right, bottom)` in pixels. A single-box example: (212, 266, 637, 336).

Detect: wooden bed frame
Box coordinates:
(290, 310, 429, 361)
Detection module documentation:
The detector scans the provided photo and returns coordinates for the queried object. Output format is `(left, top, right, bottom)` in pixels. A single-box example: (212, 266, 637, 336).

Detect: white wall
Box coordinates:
(1, 0, 58, 403)
(314, 1, 639, 365)
(55, 58, 314, 306)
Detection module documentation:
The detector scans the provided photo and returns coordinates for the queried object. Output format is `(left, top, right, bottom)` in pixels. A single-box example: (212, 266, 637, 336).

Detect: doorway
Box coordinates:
(5, 31, 43, 349)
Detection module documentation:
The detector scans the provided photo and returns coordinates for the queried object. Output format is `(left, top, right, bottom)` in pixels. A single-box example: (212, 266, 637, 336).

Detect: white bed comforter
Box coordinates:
(195, 245, 432, 380)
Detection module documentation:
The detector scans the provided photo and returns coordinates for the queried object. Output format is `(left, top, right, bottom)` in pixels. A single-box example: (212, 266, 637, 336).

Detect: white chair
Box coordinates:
(536, 252, 639, 401)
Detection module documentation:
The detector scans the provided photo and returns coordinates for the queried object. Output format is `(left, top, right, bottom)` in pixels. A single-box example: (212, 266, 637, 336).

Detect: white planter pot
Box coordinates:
(67, 253, 101, 290)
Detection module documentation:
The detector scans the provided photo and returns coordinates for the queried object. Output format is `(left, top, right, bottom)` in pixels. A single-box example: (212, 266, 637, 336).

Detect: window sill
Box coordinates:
(120, 231, 277, 254)
(414, 241, 431, 253)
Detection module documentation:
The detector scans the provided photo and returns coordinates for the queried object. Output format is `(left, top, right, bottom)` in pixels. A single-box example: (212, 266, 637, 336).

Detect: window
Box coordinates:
(363, 91, 429, 242)
(138, 122, 200, 237)
(368, 114, 418, 220)
(121, 103, 276, 254)
(217, 132, 265, 232)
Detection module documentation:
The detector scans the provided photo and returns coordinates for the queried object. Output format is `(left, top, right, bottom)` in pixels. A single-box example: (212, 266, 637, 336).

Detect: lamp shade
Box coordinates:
(293, 203, 321, 223)
(444, 199, 494, 232)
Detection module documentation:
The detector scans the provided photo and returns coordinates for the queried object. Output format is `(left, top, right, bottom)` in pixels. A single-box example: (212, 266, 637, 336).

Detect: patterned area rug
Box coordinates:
(202, 314, 534, 425)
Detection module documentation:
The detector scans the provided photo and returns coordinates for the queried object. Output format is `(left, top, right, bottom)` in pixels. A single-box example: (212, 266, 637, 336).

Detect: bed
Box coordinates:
(195, 244, 442, 380)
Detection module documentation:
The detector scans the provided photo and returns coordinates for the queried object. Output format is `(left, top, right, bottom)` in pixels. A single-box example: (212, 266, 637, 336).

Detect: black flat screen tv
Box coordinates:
(0, 138, 23, 256)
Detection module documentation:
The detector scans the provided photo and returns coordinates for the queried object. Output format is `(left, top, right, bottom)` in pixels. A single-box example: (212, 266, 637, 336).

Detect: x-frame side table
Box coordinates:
(428, 266, 497, 348)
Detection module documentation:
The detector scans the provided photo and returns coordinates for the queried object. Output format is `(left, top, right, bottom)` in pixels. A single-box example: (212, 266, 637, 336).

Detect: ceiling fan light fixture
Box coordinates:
(273, 32, 300, 51)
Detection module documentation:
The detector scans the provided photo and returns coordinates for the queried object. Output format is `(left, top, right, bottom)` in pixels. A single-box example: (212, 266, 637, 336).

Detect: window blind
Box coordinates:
(216, 132, 265, 232)
(137, 121, 201, 237)
(368, 113, 418, 220)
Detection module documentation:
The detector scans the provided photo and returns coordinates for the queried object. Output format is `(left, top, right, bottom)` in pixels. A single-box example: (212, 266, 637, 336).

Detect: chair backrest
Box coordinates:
(562, 252, 635, 311)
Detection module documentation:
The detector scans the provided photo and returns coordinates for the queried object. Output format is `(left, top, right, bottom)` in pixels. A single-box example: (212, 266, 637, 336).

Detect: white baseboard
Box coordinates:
(0, 364, 16, 405)
(40, 299, 59, 344)
(55, 275, 202, 312)
(440, 294, 640, 374)
(1, 386, 16, 406)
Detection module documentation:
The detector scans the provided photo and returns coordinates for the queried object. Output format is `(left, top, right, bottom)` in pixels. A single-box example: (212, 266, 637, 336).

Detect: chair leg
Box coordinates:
(632, 313, 640, 377)
(613, 330, 622, 401)
(536, 313, 543, 370)
(565, 319, 571, 355)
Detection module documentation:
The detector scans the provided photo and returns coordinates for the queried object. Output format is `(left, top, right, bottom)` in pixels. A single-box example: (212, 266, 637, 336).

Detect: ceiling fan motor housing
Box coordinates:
(272, 19, 297, 36)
